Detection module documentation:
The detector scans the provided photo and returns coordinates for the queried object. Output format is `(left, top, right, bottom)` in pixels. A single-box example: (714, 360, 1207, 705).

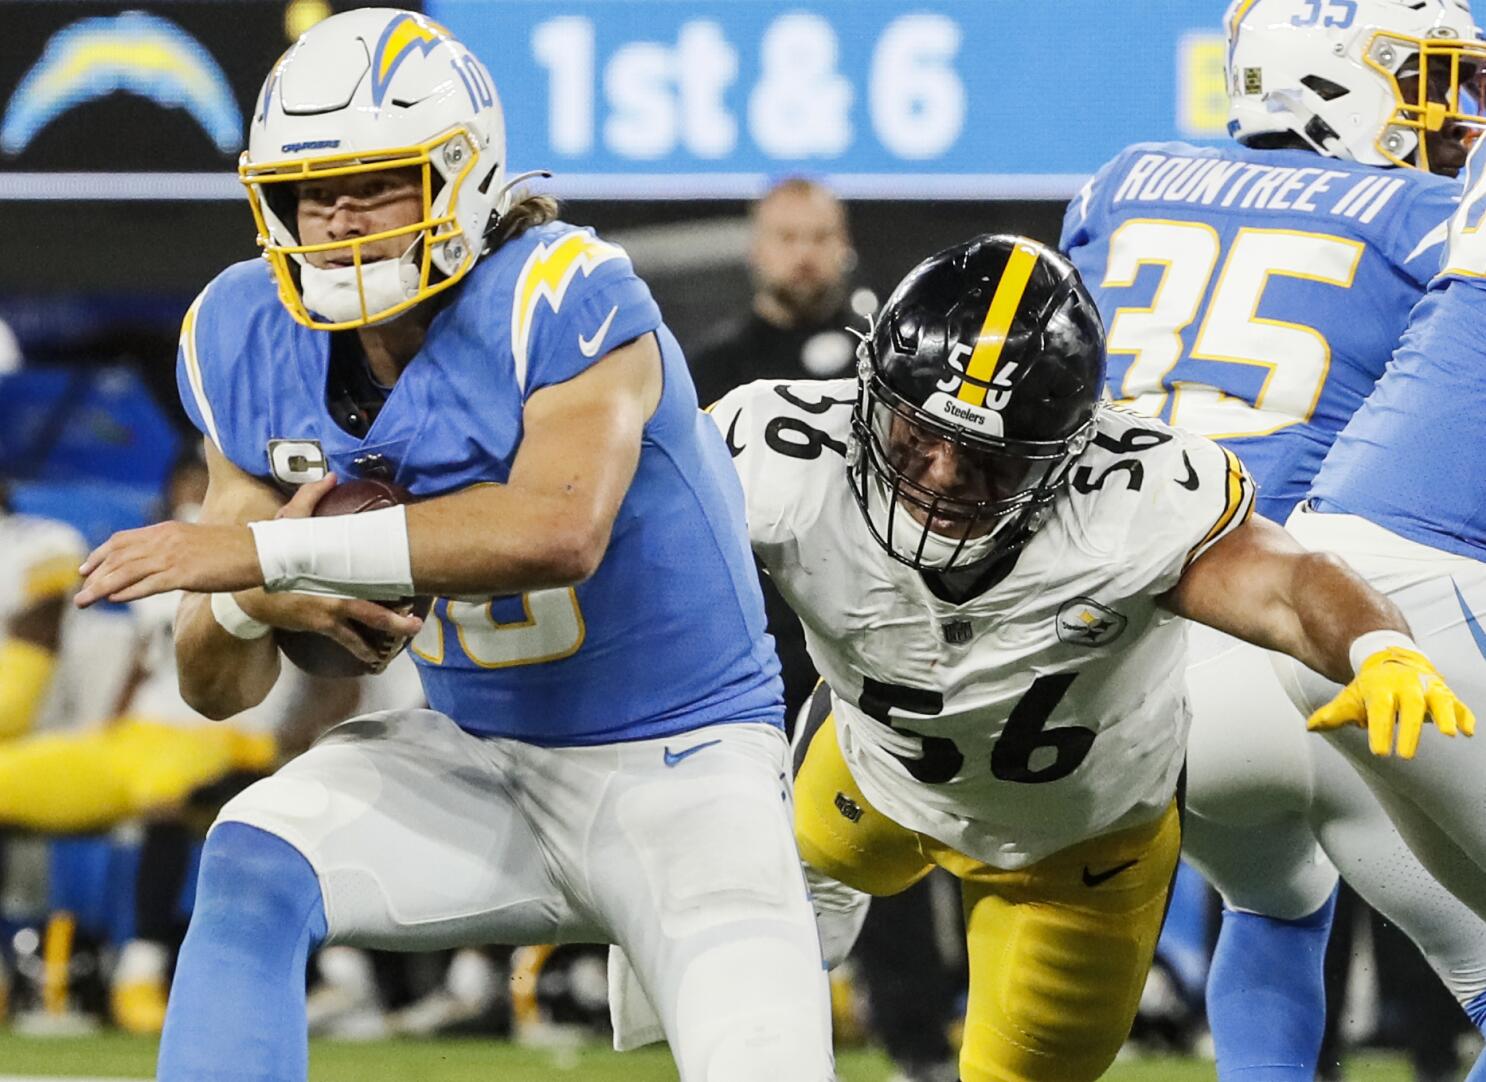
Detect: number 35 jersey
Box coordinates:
(1062, 141, 1458, 524)
(711, 379, 1255, 869)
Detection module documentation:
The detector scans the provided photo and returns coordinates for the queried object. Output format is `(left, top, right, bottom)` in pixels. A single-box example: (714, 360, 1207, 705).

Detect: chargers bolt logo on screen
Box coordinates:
(1, 10, 242, 157)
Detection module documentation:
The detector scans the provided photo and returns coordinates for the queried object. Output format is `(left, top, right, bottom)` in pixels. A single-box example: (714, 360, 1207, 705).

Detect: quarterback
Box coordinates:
(74, 10, 830, 1082)
(710, 235, 1469, 1082)
(1063, 0, 1486, 1076)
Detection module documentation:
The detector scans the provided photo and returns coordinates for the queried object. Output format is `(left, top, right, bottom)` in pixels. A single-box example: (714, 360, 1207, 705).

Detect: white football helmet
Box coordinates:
(1227, 0, 1486, 173)
(241, 8, 507, 329)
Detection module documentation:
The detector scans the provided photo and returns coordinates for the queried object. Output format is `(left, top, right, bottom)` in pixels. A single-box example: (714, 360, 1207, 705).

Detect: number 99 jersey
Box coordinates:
(711, 379, 1255, 869)
(1062, 140, 1458, 523)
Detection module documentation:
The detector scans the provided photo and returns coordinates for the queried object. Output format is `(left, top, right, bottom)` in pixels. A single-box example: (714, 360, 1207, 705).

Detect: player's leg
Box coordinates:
(157, 709, 587, 1082)
(952, 802, 1181, 1082)
(1307, 736, 1486, 1074)
(1280, 509, 1486, 915)
(579, 723, 836, 1082)
(1183, 626, 1340, 1081)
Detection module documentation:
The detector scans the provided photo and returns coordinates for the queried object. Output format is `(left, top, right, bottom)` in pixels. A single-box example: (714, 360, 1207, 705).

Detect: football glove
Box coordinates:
(1307, 646, 1475, 759)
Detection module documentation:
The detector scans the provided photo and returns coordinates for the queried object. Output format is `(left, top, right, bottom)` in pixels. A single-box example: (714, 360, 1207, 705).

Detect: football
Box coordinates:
(274, 478, 432, 678)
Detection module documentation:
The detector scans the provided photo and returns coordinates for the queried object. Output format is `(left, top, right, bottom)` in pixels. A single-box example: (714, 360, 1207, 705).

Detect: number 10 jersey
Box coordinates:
(711, 379, 1255, 868)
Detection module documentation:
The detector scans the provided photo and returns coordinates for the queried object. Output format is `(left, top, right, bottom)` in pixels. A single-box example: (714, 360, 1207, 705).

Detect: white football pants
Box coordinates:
(1182, 504, 1486, 1005)
(215, 710, 834, 1081)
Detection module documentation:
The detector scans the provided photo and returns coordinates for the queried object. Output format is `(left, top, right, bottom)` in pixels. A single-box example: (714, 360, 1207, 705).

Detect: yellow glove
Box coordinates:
(1308, 645, 1475, 759)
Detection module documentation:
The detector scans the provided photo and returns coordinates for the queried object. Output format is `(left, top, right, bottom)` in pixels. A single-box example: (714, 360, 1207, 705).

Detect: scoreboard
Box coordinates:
(0, 0, 1232, 202)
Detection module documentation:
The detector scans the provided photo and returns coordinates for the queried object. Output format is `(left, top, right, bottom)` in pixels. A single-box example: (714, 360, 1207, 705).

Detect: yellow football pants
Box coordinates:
(795, 714, 1181, 1082)
(0, 717, 277, 833)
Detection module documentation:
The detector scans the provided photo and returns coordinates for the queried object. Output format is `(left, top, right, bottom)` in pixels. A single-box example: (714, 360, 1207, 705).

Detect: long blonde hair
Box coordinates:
(487, 192, 560, 249)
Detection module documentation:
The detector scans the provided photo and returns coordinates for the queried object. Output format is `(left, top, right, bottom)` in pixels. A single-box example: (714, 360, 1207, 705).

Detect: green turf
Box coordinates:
(0, 1034, 1423, 1081)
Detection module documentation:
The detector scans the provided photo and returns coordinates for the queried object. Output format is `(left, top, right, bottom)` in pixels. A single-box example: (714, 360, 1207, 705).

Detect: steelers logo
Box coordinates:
(1055, 598, 1128, 647)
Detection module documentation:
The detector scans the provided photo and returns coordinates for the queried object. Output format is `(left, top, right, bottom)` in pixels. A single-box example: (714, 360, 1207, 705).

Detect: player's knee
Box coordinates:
(805, 863, 870, 969)
(196, 821, 325, 947)
(672, 938, 831, 1082)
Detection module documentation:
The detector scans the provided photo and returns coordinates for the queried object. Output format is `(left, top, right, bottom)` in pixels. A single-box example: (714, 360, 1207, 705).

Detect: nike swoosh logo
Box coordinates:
(724, 411, 746, 457)
(578, 305, 620, 357)
(1176, 452, 1200, 491)
(1081, 859, 1138, 887)
(663, 738, 722, 767)
(1452, 578, 1486, 661)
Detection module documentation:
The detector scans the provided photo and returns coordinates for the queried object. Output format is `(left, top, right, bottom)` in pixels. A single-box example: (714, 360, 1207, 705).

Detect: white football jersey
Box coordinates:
(711, 379, 1255, 868)
(0, 512, 85, 624)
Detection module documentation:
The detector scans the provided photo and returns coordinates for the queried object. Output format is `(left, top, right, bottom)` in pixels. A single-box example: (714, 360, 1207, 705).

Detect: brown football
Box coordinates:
(275, 478, 433, 678)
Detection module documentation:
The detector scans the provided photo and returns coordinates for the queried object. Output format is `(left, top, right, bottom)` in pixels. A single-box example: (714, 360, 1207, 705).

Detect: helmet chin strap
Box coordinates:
(301, 254, 423, 326)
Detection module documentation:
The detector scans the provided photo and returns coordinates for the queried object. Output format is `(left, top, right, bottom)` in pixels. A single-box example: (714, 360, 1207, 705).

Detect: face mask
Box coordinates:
(300, 254, 422, 326)
(867, 471, 1005, 571)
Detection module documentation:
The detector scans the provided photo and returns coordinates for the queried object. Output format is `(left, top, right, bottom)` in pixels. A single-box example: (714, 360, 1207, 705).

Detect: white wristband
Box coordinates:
(249, 505, 414, 600)
(210, 591, 271, 640)
(1348, 630, 1419, 675)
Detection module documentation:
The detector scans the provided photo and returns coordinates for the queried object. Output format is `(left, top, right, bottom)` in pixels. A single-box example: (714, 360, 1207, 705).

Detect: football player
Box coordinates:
(703, 235, 1470, 1082)
(71, 10, 830, 1082)
(1062, 1, 1486, 1077)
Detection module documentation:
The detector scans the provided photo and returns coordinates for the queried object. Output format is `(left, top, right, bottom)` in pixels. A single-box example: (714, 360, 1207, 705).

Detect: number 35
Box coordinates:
(1291, 0, 1357, 29)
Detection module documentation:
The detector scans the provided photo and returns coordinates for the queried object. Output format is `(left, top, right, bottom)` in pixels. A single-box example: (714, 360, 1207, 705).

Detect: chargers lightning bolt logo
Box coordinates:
(511, 231, 626, 391)
(369, 13, 452, 109)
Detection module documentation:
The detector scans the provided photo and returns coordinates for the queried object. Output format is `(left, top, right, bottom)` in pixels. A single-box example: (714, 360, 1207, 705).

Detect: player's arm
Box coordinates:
(75, 335, 662, 606)
(401, 331, 662, 593)
(173, 441, 422, 720)
(1161, 514, 1472, 757)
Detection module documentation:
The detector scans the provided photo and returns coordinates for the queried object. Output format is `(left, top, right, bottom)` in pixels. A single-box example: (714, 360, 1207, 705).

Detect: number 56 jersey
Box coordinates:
(711, 379, 1255, 869)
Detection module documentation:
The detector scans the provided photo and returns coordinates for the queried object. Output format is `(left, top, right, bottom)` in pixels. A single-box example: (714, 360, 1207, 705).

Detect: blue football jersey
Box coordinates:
(1312, 140, 1486, 562)
(1062, 141, 1459, 523)
(176, 222, 784, 745)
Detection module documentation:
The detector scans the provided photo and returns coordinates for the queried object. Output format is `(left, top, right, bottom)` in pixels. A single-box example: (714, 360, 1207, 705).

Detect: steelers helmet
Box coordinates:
(851, 235, 1106, 573)
(241, 8, 507, 330)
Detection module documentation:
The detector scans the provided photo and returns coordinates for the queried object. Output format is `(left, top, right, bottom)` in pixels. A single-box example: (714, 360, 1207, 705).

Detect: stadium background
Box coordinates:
(0, 1, 1462, 1078)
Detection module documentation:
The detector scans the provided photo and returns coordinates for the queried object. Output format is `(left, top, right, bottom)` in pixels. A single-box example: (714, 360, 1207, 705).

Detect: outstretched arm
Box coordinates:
(1162, 514, 1472, 758)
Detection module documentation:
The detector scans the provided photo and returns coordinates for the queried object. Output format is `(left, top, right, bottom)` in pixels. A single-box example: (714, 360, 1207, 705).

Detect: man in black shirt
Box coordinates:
(691, 178, 862, 410)
(691, 178, 864, 722)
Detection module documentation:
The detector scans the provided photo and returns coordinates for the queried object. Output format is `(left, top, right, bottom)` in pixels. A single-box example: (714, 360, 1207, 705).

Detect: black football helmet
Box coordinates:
(851, 234, 1107, 572)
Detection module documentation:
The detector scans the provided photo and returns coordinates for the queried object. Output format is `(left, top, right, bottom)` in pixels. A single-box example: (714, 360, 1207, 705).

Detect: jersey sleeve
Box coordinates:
(513, 229, 663, 398)
(1387, 175, 1460, 287)
(706, 381, 795, 563)
(175, 284, 222, 451)
(1146, 431, 1256, 595)
(1084, 418, 1256, 598)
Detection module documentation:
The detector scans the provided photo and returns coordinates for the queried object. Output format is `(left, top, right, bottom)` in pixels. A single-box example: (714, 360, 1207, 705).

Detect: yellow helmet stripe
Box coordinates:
(956, 241, 1040, 407)
(1228, 0, 1262, 38)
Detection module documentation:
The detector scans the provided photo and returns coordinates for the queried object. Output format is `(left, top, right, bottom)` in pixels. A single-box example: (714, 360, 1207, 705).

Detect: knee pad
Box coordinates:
(703, 1021, 832, 1082)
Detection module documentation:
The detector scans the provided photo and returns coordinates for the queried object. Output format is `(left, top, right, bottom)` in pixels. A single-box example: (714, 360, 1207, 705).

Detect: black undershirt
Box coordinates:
(325, 331, 392, 439)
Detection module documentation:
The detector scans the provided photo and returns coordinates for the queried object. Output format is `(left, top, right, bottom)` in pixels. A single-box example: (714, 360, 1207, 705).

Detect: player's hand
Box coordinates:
(75, 522, 263, 608)
(1307, 646, 1475, 759)
(236, 588, 423, 667)
(274, 473, 336, 519)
